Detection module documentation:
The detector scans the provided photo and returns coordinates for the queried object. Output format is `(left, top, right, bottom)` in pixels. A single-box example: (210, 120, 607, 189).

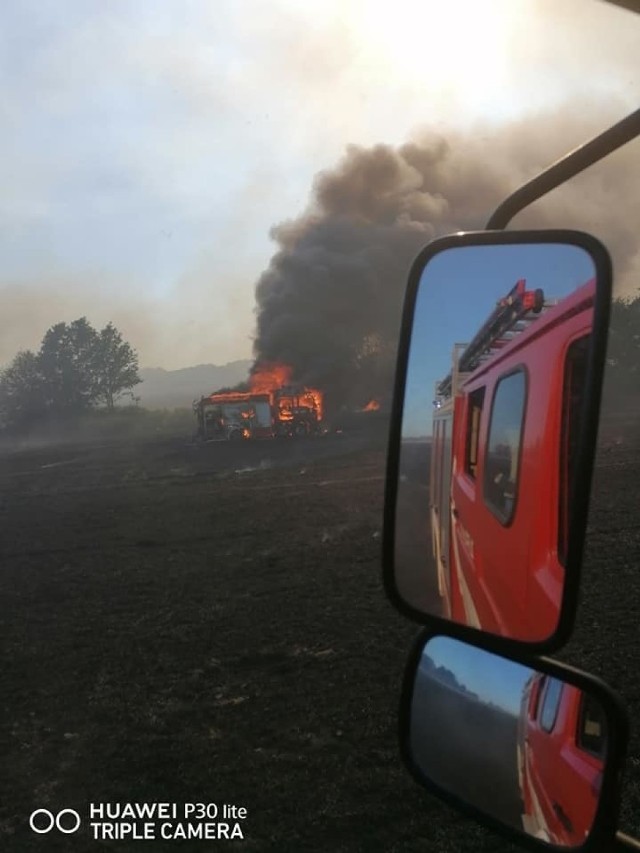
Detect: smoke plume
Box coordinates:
(252, 105, 640, 410)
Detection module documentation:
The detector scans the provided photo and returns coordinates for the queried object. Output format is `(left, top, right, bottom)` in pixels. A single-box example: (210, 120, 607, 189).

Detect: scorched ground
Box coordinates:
(0, 430, 639, 852)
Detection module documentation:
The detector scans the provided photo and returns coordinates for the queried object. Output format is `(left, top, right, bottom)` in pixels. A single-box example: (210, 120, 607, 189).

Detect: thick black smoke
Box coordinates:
(252, 105, 639, 411)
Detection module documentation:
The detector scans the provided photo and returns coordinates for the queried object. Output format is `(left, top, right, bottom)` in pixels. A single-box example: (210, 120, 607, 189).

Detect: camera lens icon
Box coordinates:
(30, 808, 81, 834)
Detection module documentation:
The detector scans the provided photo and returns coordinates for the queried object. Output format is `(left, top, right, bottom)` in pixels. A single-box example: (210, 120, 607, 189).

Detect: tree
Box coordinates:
(605, 293, 640, 399)
(0, 318, 143, 433)
(91, 322, 142, 409)
(0, 350, 44, 431)
(35, 317, 142, 413)
(353, 332, 396, 407)
(38, 318, 99, 414)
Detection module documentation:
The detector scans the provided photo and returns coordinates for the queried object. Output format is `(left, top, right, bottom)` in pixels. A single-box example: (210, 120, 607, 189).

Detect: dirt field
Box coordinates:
(1, 428, 639, 852)
(411, 676, 523, 831)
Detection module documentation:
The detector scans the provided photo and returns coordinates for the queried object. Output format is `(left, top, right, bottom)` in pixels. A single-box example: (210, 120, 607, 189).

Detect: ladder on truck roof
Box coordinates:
(436, 279, 557, 400)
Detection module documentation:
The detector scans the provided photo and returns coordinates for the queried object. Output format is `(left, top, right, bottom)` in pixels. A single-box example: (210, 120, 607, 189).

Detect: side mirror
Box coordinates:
(384, 230, 611, 650)
(401, 632, 628, 851)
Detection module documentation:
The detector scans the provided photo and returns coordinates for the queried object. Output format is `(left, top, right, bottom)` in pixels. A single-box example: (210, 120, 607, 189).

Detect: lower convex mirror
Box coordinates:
(404, 635, 627, 850)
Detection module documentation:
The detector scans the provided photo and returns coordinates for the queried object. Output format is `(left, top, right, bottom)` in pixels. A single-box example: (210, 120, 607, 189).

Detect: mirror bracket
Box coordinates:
(486, 108, 640, 230)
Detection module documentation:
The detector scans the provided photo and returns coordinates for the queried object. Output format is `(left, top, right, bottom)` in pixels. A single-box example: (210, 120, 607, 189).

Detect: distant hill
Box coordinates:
(136, 360, 252, 409)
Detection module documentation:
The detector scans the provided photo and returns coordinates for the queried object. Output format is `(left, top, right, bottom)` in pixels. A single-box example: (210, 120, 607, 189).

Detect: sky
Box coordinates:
(1, 0, 639, 370)
(419, 636, 533, 714)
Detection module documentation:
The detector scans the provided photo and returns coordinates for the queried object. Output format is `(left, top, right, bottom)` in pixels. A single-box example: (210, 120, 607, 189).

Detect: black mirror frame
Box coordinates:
(399, 625, 629, 853)
(383, 229, 612, 656)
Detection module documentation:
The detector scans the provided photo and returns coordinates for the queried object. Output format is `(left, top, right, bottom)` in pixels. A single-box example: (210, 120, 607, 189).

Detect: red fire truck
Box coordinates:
(517, 672, 606, 845)
(430, 277, 594, 640)
(194, 385, 322, 441)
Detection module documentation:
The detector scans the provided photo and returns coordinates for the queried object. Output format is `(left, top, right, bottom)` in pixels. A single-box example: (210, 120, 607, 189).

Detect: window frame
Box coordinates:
(558, 335, 590, 567)
(576, 693, 608, 760)
(464, 386, 486, 480)
(539, 677, 563, 733)
(482, 367, 528, 526)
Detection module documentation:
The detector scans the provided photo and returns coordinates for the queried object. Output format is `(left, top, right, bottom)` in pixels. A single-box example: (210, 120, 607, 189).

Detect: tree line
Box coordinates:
(607, 292, 640, 394)
(0, 318, 141, 433)
(0, 293, 637, 436)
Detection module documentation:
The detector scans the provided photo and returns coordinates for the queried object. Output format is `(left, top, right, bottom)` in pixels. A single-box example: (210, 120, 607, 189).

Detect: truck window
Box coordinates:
(577, 693, 607, 759)
(465, 387, 485, 478)
(558, 336, 590, 566)
(483, 370, 526, 524)
(539, 677, 563, 733)
(530, 676, 544, 720)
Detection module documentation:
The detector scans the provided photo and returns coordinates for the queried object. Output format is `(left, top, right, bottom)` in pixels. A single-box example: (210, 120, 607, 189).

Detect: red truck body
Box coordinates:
(195, 385, 322, 440)
(517, 672, 606, 844)
(430, 279, 594, 640)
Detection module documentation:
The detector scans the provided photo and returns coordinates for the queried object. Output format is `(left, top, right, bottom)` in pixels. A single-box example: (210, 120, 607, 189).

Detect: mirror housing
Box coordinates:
(400, 629, 628, 852)
(383, 230, 612, 652)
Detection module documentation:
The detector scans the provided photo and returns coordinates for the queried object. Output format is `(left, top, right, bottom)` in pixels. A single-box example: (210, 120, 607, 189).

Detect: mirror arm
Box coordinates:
(614, 831, 640, 851)
(485, 108, 640, 230)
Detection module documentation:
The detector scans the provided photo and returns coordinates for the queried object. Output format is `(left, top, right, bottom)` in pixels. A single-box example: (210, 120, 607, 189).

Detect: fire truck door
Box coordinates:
(451, 371, 529, 635)
(524, 677, 573, 844)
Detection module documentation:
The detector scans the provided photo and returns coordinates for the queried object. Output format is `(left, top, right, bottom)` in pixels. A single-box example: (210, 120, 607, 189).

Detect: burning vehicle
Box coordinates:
(194, 363, 323, 441)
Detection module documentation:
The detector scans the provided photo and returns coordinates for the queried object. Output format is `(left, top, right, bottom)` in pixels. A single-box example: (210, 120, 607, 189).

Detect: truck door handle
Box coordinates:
(452, 508, 459, 519)
(552, 802, 574, 834)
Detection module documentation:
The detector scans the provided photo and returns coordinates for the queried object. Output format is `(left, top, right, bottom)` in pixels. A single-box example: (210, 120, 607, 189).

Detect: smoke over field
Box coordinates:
(1, 106, 637, 410)
(252, 108, 639, 408)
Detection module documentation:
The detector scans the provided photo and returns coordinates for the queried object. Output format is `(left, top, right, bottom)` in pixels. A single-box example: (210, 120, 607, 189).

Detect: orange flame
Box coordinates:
(364, 399, 380, 411)
(203, 362, 323, 424)
(249, 363, 292, 393)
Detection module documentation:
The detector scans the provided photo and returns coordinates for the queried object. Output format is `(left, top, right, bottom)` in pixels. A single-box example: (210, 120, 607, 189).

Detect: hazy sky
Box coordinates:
(421, 636, 533, 714)
(1, 0, 638, 369)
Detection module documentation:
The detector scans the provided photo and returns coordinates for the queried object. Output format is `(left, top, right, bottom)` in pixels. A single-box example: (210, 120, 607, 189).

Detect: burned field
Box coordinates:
(411, 676, 523, 832)
(1, 430, 640, 852)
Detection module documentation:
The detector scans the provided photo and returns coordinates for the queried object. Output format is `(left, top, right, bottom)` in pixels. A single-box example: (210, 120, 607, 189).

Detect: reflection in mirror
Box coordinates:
(410, 637, 608, 848)
(394, 242, 600, 643)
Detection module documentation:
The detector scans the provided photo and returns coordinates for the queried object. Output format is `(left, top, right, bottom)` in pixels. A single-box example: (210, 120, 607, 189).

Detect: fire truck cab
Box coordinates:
(194, 374, 323, 441)
(517, 673, 607, 845)
(195, 393, 273, 440)
(273, 386, 322, 437)
(430, 278, 594, 641)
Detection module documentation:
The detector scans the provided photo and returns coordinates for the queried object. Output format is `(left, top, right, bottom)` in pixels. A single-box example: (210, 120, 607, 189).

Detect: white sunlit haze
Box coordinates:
(1, 0, 638, 371)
